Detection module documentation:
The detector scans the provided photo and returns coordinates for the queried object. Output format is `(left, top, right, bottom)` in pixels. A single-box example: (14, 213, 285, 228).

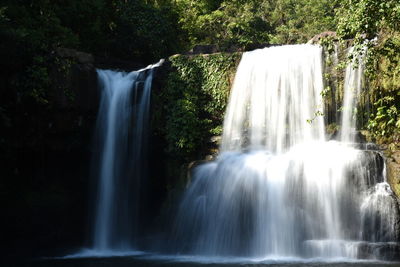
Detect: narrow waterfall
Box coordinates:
(92, 61, 162, 252)
(340, 49, 400, 248)
(340, 47, 366, 143)
(172, 45, 400, 259)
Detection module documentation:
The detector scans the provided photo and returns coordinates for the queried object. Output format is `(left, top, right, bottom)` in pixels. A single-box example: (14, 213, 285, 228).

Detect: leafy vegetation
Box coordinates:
(1, 0, 400, 149)
(0, 0, 341, 113)
(3, 0, 400, 254)
(172, 0, 338, 48)
(336, 0, 400, 144)
(161, 53, 240, 160)
(0, 0, 184, 111)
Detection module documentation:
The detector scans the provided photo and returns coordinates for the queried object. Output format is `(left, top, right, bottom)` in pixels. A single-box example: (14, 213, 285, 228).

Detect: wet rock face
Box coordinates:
(53, 47, 99, 111)
(387, 150, 400, 197)
(357, 242, 400, 261)
(56, 48, 94, 65)
(351, 150, 385, 189)
(308, 31, 338, 44)
(361, 184, 400, 242)
(1, 48, 131, 256)
(190, 45, 219, 54)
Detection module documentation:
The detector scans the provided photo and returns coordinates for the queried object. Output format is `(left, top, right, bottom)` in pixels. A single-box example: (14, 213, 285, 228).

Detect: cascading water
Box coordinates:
(91, 61, 162, 252)
(340, 47, 400, 248)
(340, 46, 366, 143)
(171, 44, 400, 260)
(221, 45, 325, 153)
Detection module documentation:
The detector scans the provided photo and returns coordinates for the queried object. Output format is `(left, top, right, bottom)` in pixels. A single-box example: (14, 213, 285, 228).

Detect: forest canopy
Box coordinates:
(1, 0, 398, 62)
(0, 0, 399, 124)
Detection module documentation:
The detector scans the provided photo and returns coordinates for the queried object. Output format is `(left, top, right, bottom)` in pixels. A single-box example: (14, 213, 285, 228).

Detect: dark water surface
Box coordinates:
(6, 254, 400, 267)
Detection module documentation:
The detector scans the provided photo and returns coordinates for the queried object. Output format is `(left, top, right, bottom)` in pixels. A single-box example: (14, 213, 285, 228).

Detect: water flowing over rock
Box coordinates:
(92, 60, 163, 252)
(171, 44, 400, 260)
(340, 46, 366, 143)
(221, 45, 325, 153)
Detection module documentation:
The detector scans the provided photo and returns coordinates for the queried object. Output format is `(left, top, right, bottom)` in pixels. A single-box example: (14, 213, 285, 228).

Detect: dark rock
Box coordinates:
(361, 186, 400, 242)
(333, 131, 368, 143)
(50, 53, 99, 111)
(308, 31, 338, 44)
(356, 242, 375, 259)
(244, 43, 281, 51)
(95, 56, 146, 71)
(373, 243, 400, 261)
(354, 131, 368, 143)
(225, 44, 243, 53)
(204, 155, 215, 161)
(327, 130, 339, 141)
(357, 242, 400, 261)
(190, 44, 219, 54)
(56, 47, 94, 65)
(387, 155, 400, 197)
(209, 135, 221, 147)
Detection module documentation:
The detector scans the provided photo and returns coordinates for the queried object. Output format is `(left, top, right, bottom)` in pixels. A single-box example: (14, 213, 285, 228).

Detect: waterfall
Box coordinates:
(171, 45, 400, 259)
(92, 61, 162, 252)
(221, 45, 325, 153)
(340, 47, 366, 143)
(340, 48, 400, 247)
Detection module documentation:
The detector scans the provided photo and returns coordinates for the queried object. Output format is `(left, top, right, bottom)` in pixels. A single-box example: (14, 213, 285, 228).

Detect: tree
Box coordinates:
(336, 0, 400, 142)
(173, 0, 339, 48)
(270, 0, 339, 44)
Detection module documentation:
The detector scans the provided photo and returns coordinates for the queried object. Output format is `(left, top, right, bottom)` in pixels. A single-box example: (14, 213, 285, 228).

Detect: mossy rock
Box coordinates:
(387, 151, 400, 197)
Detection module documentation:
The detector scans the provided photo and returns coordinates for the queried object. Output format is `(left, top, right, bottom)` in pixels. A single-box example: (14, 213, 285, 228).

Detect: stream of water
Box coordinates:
(91, 61, 162, 252)
(61, 45, 400, 264)
(171, 44, 400, 260)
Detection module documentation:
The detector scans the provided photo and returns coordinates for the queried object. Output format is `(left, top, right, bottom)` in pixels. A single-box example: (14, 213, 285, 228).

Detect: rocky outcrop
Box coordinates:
(308, 31, 338, 44)
(52, 48, 98, 110)
(189, 44, 219, 54)
(359, 242, 400, 261)
(56, 48, 94, 66)
(387, 150, 400, 197)
(1, 47, 128, 256)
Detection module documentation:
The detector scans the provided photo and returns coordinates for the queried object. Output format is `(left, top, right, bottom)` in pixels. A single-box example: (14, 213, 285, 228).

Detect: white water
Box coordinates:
(92, 61, 162, 252)
(222, 45, 325, 153)
(340, 47, 366, 143)
(172, 45, 400, 259)
(340, 48, 400, 245)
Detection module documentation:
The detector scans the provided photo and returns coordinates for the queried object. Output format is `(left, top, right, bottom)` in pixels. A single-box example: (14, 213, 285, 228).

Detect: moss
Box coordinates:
(326, 123, 340, 135)
(364, 33, 400, 143)
(54, 56, 77, 103)
(387, 156, 400, 197)
(318, 37, 348, 126)
(160, 52, 241, 162)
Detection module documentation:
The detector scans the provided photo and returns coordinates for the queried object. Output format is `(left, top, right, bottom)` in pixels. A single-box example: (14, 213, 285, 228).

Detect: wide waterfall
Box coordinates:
(171, 44, 400, 260)
(91, 61, 162, 252)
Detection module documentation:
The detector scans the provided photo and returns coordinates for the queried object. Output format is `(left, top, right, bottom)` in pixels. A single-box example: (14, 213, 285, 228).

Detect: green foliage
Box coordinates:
(367, 96, 400, 141)
(270, 0, 339, 44)
(25, 56, 52, 105)
(162, 53, 241, 160)
(1, 1, 79, 107)
(108, 0, 184, 61)
(337, 0, 400, 40)
(320, 36, 337, 55)
(173, 0, 338, 49)
(174, 0, 273, 48)
(336, 0, 400, 143)
(0, 0, 185, 110)
(306, 110, 324, 124)
(336, 0, 400, 76)
(364, 34, 400, 142)
(326, 123, 340, 134)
